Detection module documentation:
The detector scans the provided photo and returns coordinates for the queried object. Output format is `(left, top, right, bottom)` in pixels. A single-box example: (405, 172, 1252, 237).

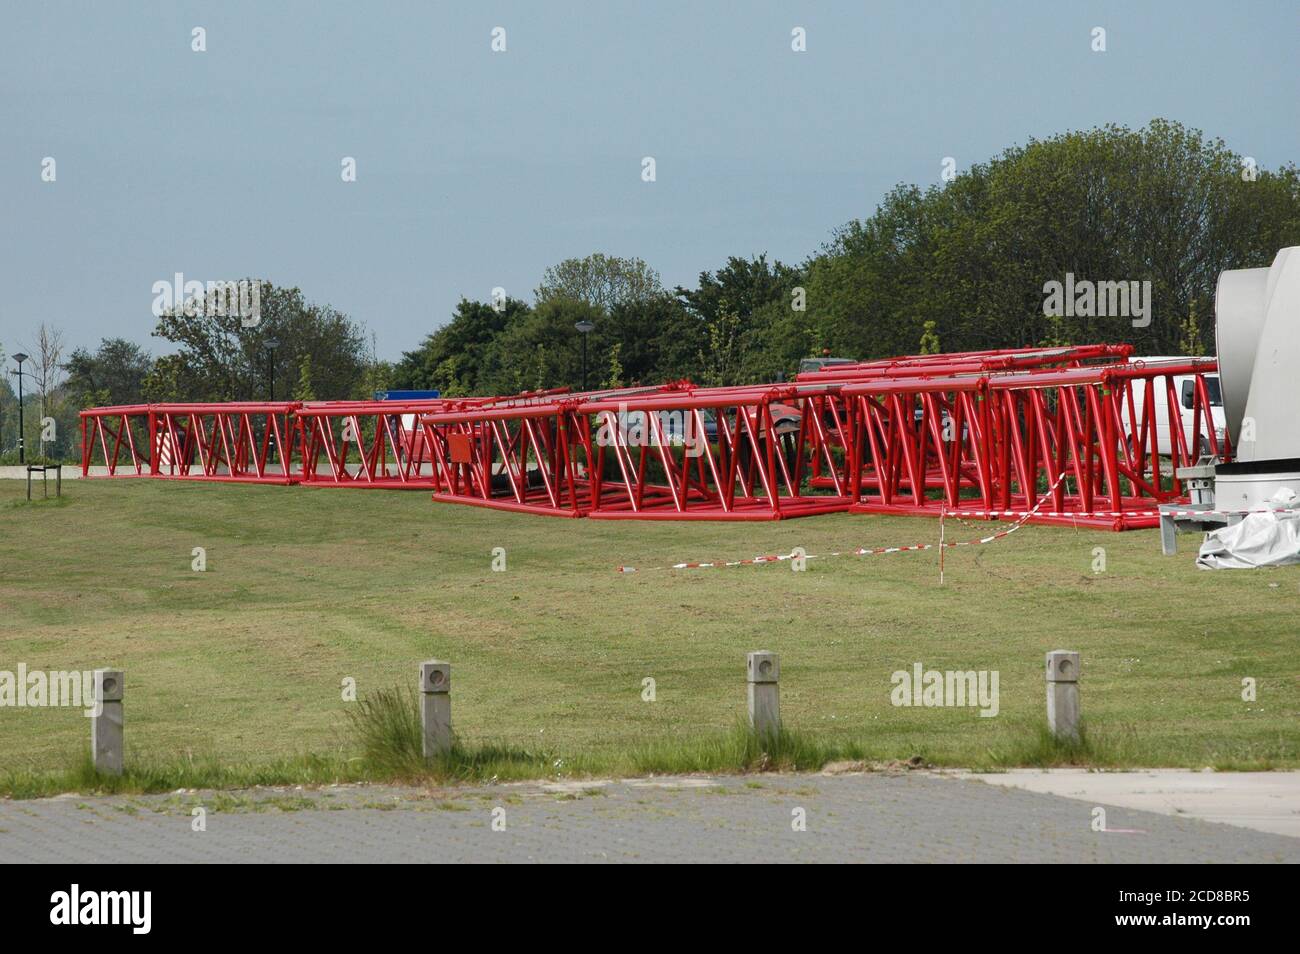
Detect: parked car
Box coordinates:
(798, 356, 857, 374)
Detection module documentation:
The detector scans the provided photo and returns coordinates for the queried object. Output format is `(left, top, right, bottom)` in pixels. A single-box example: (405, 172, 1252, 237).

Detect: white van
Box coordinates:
(1124, 357, 1226, 457)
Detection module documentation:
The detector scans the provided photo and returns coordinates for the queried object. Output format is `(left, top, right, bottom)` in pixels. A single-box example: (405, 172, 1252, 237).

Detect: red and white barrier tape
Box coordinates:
(619, 473, 1071, 573)
(941, 507, 1300, 519)
(617, 522, 1022, 573)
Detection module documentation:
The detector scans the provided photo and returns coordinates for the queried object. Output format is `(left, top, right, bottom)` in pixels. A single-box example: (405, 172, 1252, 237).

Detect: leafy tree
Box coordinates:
(603, 293, 700, 384)
(535, 253, 662, 311)
(677, 255, 802, 327)
(141, 355, 181, 403)
(353, 333, 393, 399)
(293, 353, 317, 402)
(146, 282, 367, 401)
(392, 298, 529, 396)
(251, 120, 1300, 405)
(604, 342, 624, 389)
(64, 338, 151, 409)
(698, 307, 744, 387)
(733, 304, 793, 381)
(919, 320, 940, 355)
(803, 184, 935, 360)
(477, 299, 604, 394)
(677, 255, 806, 381)
(805, 120, 1300, 358)
(1179, 299, 1205, 356)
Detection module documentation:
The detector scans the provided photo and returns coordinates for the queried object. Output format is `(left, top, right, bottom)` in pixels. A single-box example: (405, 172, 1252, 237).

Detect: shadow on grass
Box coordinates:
(5, 493, 74, 511)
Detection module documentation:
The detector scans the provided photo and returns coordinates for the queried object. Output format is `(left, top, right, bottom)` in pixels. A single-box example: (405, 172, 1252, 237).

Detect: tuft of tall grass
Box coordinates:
(344, 686, 558, 782)
(630, 720, 870, 775)
(979, 722, 1138, 769)
(0, 751, 358, 799)
(345, 686, 426, 777)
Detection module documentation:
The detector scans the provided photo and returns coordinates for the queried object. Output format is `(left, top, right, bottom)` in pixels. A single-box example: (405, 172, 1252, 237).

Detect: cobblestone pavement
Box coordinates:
(2, 771, 1297, 863)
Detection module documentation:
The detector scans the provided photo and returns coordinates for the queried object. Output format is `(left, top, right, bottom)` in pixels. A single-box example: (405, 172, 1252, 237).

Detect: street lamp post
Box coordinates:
(10, 352, 28, 463)
(574, 320, 595, 392)
(265, 338, 280, 401)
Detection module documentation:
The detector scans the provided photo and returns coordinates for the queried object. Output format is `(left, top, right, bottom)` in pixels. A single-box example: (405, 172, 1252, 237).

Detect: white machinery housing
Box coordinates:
(1213, 246, 1300, 509)
(1160, 246, 1300, 557)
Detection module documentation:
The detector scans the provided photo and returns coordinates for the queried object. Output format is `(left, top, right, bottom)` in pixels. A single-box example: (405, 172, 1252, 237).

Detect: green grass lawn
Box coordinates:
(1, 477, 1296, 793)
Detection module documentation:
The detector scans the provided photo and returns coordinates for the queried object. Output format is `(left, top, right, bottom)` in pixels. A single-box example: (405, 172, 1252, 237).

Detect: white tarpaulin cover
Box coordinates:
(1197, 489, 1300, 569)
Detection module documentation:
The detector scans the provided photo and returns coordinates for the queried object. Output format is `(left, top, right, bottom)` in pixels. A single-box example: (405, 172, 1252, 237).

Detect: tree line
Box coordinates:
(5, 119, 1298, 462)
(394, 120, 1299, 395)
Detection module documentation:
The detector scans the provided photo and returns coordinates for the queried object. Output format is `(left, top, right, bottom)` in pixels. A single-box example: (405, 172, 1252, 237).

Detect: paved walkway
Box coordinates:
(0, 466, 93, 479)
(3, 771, 1296, 863)
(964, 769, 1300, 838)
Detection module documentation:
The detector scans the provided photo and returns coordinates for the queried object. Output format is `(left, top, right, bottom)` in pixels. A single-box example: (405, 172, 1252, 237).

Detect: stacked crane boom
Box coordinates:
(79, 344, 1228, 530)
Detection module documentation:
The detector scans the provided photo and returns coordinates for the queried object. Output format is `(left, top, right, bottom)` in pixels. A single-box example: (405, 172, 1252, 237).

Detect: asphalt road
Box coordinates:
(3, 771, 1296, 863)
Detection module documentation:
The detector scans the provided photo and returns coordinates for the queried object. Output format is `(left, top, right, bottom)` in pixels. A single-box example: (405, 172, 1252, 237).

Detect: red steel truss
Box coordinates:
(295, 399, 453, 488)
(80, 402, 299, 483)
(414, 384, 851, 519)
(839, 358, 1225, 529)
(78, 345, 1228, 529)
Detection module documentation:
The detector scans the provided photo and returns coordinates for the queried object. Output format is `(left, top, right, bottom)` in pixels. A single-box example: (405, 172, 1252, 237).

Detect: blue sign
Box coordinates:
(375, 389, 441, 400)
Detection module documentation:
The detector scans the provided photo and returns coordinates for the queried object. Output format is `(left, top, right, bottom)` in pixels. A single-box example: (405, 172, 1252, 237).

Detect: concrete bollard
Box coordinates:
(1045, 650, 1081, 742)
(419, 660, 452, 758)
(92, 669, 124, 776)
(746, 651, 780, 737)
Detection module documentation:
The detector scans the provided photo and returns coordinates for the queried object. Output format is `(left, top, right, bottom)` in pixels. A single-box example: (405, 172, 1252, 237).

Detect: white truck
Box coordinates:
(1124, 357, 1225, 456)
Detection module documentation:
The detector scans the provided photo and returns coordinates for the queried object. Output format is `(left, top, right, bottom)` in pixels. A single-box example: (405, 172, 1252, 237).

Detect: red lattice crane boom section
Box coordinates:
(79, 345, 1228, 530)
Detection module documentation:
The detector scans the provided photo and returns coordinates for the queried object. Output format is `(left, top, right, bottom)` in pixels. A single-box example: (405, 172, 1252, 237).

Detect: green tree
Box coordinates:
(367, 121, 1300, 400)
(677, 254, 805, 381)
(477, 299, 604, 394)
(677, 255, 802, 327)
(392, 298, 529, 396)
(64, 338, 151, 409)
(293, 353, 317, 402)
(805, 120, 1300, 358)
(698, 307, 744, 387)
(918, 320, 940, 355)
(353, 333, 393, 399)
(535, 253, 662, 311)
(146, 282, 367, 401)
(604, 293, 700, 384)
(604, 341, 624, 389)
(1178, 299, 1205, 356)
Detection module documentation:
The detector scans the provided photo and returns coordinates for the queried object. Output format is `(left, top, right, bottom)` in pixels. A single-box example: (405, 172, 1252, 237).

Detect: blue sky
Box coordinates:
(2, 1, 1297, 360)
